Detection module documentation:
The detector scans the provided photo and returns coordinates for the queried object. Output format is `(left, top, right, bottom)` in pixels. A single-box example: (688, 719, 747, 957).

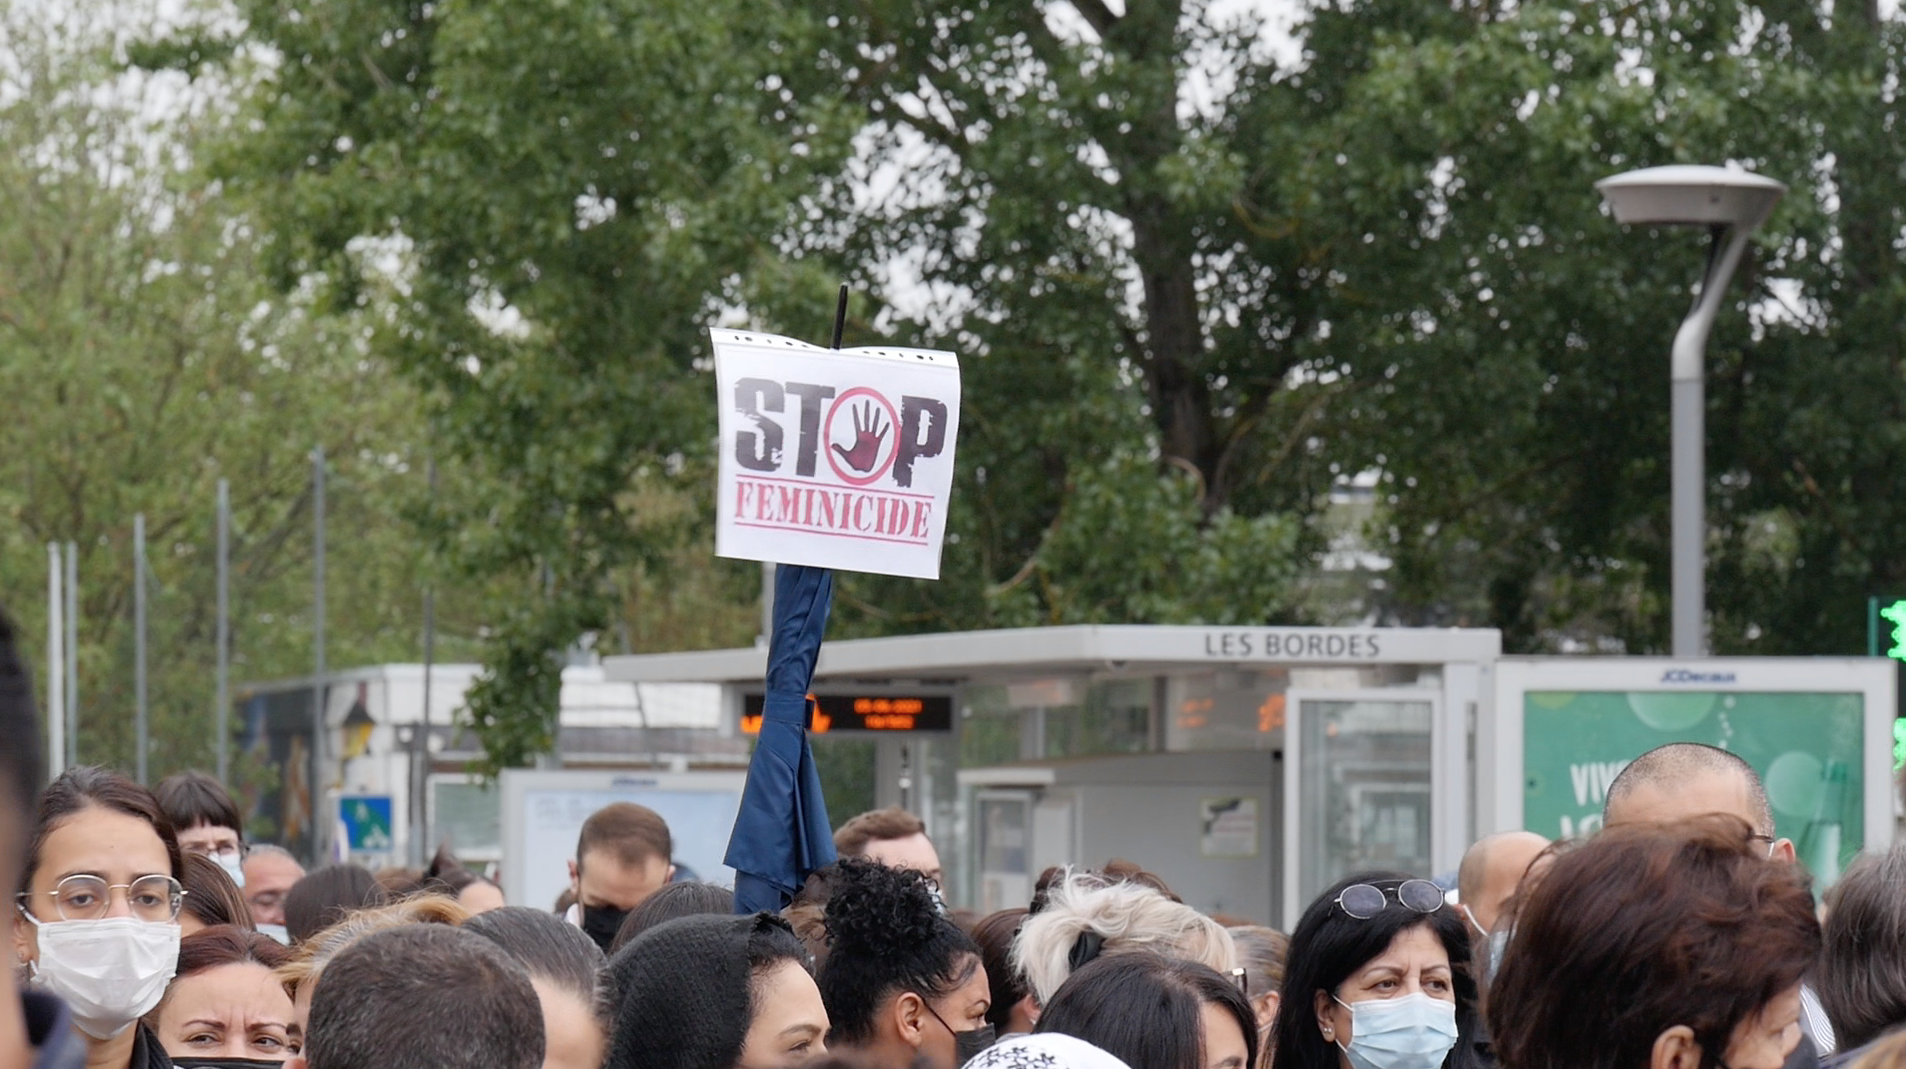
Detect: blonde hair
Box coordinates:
(1849, 1032, 1906, 1069)
(276, 894, 471, 999)
(1013, 869, 1237, 1004)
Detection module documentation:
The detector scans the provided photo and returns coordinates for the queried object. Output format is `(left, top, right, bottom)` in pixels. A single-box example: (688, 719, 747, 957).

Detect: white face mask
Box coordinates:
(216, 853, 248, 890)
(24, 915, 181, 1038)
(256, 923, 290, 945)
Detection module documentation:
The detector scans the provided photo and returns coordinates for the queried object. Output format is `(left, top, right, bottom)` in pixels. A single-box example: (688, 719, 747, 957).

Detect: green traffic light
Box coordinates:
(1881, 599, 1906, 661)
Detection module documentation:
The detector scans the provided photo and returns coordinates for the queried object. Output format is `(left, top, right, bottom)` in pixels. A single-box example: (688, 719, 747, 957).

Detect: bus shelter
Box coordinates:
(603, 624, 1502, 928)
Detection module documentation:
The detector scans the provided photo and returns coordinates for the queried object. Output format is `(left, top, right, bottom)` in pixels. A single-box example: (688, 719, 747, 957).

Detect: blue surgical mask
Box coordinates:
(1334, 993, 1460, 1069)
(1485, 928, 1508, 982)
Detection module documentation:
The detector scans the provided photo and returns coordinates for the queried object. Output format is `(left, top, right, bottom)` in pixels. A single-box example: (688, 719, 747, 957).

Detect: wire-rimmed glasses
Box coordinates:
(15, 873, 185, 923)
(1334, 878, 1445, 919)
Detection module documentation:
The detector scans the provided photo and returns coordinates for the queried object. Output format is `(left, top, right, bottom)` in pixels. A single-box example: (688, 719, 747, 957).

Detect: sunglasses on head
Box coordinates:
(1334, 879, 1446, 919)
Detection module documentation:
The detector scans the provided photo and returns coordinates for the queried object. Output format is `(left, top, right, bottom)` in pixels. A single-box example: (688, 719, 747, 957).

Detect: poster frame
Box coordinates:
(1482, 658, 1896, 853)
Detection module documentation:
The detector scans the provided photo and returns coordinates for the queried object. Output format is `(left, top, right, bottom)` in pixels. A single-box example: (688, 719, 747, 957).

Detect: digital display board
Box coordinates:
(741, 691, 954, 734)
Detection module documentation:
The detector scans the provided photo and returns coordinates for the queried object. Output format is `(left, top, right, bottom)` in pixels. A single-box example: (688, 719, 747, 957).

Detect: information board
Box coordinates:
(499, 769, 748, 915)
(1487, 658, 1897, 890)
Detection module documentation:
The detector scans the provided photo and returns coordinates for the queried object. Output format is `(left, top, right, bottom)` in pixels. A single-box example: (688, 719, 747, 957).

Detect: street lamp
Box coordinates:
(1595, 165, 1786, 657)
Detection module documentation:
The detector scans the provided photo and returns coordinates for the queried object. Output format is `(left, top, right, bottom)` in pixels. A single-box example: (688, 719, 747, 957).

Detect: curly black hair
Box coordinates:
(817, 857, 981, 1043)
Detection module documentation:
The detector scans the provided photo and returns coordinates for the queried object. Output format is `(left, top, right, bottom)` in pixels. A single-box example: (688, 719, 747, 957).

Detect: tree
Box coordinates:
(820, 0, 1906, 655)
(187, 0, 864, 770)
(0, 4, 455, 776)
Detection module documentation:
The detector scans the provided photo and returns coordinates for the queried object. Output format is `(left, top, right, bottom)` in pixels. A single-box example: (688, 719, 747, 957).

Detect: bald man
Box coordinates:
(1602, 742, 1794, 862)
(1457, 830, 1551, 939)
(1602, 742, 1832, 1056)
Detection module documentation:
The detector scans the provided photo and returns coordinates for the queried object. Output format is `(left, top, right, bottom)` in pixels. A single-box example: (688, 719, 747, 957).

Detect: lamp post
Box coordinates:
(1595, 165, 1785, 658)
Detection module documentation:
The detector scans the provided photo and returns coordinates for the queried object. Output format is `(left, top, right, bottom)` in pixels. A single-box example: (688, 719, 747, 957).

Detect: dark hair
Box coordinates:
(1038, 951, 1258, 1069)
(373, 865, 428, 899)
(783, 863, 843, 966)
(1817, 841, 1906, 1050)
(147, 924, 292, 1030)
(973, 908, 1030, 1033)
(155, 770, 245, 840)
(611, 880, 734, 954)
(176, 923, 292, 975)
(305, 923, 544, 1069)
(1603, 743, 1774, 835)
(422, 842, 504, 903)
(0, 606, 40, 886)
(23, 765, 183, 895)
(577, 803, 671, 870)
(181, 851, 255, 931)
(606, 912, 811, 1069)
(1489, 816, 1820, 1069)
(465, 905, 607, 1023)
(285, 863, 390, 943)
(818, 857, 981, 1043)
(833, 806, 927, 856)
(1270, 872, 1480, 1069)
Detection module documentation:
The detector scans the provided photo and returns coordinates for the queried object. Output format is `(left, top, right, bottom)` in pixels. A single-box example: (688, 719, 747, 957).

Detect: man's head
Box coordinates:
(1457, 831, 1551, 935)
(1602, 743, 1790, 862)
(567, 803, 673, 950)
(292, 923, 544, 1069)
(244, 844, 307, 929)
(832, 807, 942, 886)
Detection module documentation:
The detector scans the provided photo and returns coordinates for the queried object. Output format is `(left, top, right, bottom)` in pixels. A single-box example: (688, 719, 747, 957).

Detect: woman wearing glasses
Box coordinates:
(1270, 874, 1481, 1069)
(13, 766, 186, 1069)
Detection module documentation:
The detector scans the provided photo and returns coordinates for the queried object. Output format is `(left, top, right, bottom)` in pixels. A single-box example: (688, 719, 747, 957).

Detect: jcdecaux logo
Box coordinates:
(1659, 668, 1738, 684)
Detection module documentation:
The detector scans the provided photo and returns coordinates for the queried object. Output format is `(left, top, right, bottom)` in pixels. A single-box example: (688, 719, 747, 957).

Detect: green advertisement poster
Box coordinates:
(1523, 691, 1865, 884)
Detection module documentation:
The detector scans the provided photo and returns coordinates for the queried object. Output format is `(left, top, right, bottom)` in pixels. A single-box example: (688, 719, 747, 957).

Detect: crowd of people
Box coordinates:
(6, 615, 1906, 1069)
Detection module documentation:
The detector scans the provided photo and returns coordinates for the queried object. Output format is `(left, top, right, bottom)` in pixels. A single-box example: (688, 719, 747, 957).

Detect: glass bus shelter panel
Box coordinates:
(1298, 698, 1435, 907)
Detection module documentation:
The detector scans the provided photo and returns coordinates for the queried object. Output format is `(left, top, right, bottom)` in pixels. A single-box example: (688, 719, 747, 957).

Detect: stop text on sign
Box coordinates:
(713, 329, 962, 580)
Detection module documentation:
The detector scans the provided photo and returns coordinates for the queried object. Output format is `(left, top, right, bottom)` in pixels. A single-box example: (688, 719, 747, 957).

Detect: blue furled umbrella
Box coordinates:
(726, 563, 838, 913)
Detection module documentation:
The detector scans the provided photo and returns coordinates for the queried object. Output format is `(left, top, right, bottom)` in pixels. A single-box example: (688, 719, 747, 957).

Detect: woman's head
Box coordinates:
(424, 843, 506, 915)
(276, 893, 470, 1034)
(609, 880, 734, 954)
(1036, 951, 1256, 1069)
(1229, 925, 1289, 1063)
(283, 863, 389, 944)
(154, 771, 246, 862)
(1818, 841, 1906, 1050)
(606, 911, 825, 1069)
(12, 766, 186, 1041)
(1015, 870, 1237, 1006)
(1488, 816, 1819, 1069)
(148, 925, 297, 1062)
(181, 851, 255, 935)
(465, 906, 608, 1069)
(1270, 873, 1474, 1069)
(972, 908, 1036, 1035)
(818, 857, 990, 1069)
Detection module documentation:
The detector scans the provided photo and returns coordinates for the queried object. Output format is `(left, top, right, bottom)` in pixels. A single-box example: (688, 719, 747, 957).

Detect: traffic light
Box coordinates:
(1867, 597, 1906, 772)
(1880, 598, 1906, 660)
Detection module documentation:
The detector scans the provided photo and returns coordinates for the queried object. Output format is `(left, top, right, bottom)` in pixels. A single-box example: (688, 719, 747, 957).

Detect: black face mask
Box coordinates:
(169, 1059, 288, 1068)
(926, 1000, 997, 1068)
(953, 1024, 997, 1067)
(581, 903, 631, 951)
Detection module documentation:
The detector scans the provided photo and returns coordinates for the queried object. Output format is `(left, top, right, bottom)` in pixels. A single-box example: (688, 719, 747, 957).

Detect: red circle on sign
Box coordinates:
(824, 387, 901, 486)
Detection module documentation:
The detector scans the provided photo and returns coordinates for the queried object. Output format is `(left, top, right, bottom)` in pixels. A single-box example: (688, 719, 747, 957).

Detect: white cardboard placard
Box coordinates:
(712, 328, 961, 579)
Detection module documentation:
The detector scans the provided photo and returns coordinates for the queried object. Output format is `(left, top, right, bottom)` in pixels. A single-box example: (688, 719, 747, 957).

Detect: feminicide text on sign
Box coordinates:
(712, 328, 962, 579)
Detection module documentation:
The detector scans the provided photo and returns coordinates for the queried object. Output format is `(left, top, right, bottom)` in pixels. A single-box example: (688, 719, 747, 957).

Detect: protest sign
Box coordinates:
(712, 328, 961, 579)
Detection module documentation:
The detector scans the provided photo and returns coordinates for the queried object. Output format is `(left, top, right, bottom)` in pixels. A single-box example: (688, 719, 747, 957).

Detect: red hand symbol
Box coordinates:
(831, 401, 889, 473)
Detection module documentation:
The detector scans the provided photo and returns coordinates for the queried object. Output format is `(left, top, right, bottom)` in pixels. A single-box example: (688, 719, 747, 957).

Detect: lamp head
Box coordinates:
(1595, 165, 1786, 229)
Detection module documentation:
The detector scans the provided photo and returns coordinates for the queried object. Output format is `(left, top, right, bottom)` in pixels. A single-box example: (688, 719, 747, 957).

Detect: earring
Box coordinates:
(1323, 1028, 1335, 1040)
